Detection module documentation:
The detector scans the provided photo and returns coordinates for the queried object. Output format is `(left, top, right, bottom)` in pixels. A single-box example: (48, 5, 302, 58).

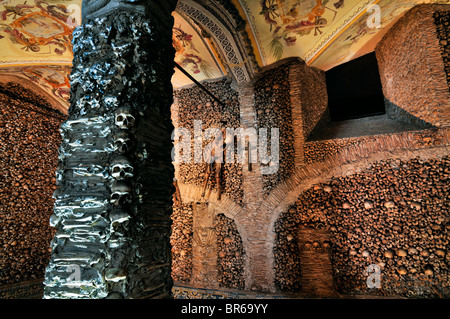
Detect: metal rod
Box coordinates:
(174, 62, 227, 109)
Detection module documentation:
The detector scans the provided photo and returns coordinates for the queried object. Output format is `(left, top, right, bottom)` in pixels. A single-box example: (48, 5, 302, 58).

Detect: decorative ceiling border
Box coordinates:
(207, 0, 261, 72)
(177, 0, 251, 83)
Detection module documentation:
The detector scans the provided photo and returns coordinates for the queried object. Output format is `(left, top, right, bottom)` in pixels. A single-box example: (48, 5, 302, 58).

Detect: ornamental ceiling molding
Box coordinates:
(176, 0, 252, 83)
(236, 0, 267, 66)
(191, 0, 261, 72)
(0, 67, 69, 113)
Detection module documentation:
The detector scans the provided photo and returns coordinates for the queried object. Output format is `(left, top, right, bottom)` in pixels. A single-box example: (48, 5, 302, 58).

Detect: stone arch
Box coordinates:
(171, 185, 248, 289)
(0, 74, 68, 114)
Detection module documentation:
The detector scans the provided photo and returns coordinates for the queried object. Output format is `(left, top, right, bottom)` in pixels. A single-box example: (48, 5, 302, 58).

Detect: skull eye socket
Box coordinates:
(116, 115, 124, 122)
(124, 167, 133, 173)
(113, 166, 121, 173)
(114, 140, 129, 151)
(111, 193, 120, 200)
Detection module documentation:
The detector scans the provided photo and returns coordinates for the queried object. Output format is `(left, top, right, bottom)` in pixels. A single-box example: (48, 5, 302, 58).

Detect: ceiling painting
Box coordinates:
(239, 0, 448, 69)
(0, 0, 81, 64)
(172, 11, 226, 88)
(0, 0, 79, 111)
(308, 0, 448, 70)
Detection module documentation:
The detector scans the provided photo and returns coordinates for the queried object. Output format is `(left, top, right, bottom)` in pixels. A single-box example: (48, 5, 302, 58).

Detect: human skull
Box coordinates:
(114, 107, 135, 129)
(110, 181, 132, 206)
(113, 131, 132, 154)
(52, 187, 63, 199)
(110, 156, 134, 179)
(109, 208, 130, 224)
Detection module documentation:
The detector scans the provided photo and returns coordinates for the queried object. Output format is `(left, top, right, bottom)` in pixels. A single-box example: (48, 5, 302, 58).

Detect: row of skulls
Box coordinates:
(110, 107, 135, 207)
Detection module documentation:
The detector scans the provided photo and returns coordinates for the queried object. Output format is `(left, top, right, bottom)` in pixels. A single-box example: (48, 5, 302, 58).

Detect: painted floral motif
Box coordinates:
(309, 0, 439, 70)
(23, 65, 71, 100)
(173, 25, 213, 78)
(260, 0, 345, 60)
(0, 0, 75, 55)
(0, 3, 34, 20)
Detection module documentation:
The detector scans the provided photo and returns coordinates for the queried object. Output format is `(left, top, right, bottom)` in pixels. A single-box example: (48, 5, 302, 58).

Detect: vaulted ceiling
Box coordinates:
(0, 0, 448, 112)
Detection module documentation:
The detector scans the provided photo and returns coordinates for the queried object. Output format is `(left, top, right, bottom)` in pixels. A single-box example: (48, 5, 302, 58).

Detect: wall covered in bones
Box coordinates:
(274, 156, 450, 297)
(435, 9, 450, 88)
(171, 77, 247, 290)
(376, 4, 450, 128)
(173, 78, 243, 206)
(0, 84, 64, 286)
(1, 59, 448, 299)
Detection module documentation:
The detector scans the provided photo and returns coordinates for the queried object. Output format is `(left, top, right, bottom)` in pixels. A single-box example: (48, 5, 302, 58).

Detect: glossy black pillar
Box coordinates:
(44, 0, 178, 299)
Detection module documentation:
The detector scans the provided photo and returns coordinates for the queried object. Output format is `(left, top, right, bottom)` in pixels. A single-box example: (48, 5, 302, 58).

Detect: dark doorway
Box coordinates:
(325, 52, 386, 122)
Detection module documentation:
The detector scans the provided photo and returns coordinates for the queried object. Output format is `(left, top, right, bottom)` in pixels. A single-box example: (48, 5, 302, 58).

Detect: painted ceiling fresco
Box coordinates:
(0, 0, 80, 110)
(172, 11, 226, 87)
(0, 0, 448, 111)
(240, 0, 448, 68)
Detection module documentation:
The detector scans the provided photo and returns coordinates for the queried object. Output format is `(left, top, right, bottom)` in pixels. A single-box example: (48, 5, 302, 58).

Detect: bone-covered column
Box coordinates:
(44, 1, 177, 299)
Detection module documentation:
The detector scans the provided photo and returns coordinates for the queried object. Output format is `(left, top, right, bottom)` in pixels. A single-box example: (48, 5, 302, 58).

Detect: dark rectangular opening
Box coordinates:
(325, 52, 386, 122)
